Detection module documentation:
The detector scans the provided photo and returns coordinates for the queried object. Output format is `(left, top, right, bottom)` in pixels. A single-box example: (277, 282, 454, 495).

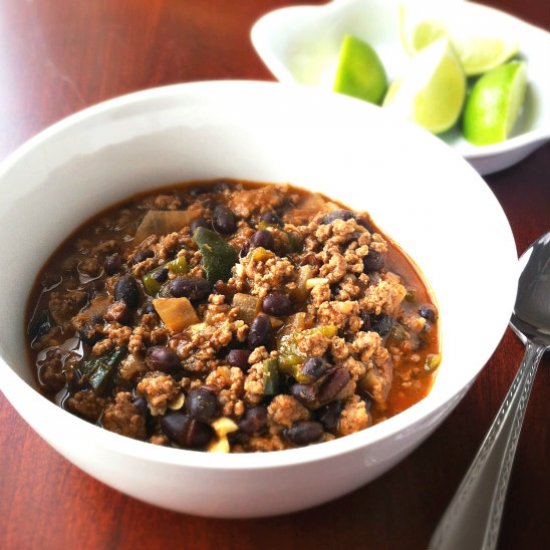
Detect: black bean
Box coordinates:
(227, 349, 251, 371)
(283, 421, 324, 446)
(169, 277, 211, 302)
(261, 211, 283, 226)
(247, 314, 273, 349)
(238, 406, 268, 435)
(316, 401, 344, 431)
(250, 230, 275, 251)
(363, 250, 384, 272)
(132, 395, 148, 416)
(114, 275, 140, 308)
(361, 312, 393, 336)
(372, 314, 393, 336)
(185, 387, 219, 423)
(134, 249, 154, 264)
(152, 268, 169, 284)
(190, 217, 209, 233)
(289, 383, 317, 405)
(262, 292, 292, 317)
(212, 205, 237, 235)
(301, 357, 327, 380)
(160, 412, 214, 448)
(104, 253, 122, 276)
(145, 346, 181, 373)
(418, 305, 437, 323)
(317, 368, 351, 403)
(321, 210, 355, 225)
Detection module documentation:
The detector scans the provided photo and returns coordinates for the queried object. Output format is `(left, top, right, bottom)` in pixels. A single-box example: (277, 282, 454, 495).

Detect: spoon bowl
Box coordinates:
(511, 232, 550, 345)
(430, 232, 550, 550)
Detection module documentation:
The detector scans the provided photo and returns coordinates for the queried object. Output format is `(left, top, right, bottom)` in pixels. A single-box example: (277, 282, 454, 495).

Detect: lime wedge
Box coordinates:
(463, 60, 527, 145)
(400, 5, 519, 76)
(333, 35, 388, 105)
(401, 16, 447, 55)
(452, 37, 519, 77)
(382, 37, 466, 134)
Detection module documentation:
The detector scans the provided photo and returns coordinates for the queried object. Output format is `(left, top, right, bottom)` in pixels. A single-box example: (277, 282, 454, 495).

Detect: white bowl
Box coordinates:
(251, 0, 550, 175)
(0, 81, 517, 517)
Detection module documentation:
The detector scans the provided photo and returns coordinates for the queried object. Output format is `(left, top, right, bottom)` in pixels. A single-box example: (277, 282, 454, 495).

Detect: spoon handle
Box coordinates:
(429, 340, 546, 550)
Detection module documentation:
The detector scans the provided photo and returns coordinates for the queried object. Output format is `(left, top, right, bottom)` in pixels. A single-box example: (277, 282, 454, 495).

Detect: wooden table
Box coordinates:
(0, 1, 548, 549)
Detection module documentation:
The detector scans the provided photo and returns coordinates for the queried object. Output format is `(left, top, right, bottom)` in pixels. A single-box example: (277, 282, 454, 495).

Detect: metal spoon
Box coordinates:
(429, 232, 550, 550)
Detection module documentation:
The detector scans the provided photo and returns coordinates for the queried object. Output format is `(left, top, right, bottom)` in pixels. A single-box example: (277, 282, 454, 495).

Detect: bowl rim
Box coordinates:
(0, 79, 517, 471)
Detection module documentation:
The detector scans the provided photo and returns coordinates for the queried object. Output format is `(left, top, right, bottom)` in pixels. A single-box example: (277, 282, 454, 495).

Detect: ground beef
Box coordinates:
(137, 372, 180, 416)
(102, 392, 146, 440)
(67, 390, 106, 422)
(316, 300, 362, 331)
(118, 354, 147, 381)
(268, 395, 310, 429)
(37, 348, 66, 393)
(48, 290, 87, 326)
(152, 194, 182, 210)
(205, 366, 245, 417)
(228, 184, 289, 218)
(338, 396, 370, 436)
(243, 362, 265, 405)
(361, 272, 407, 316)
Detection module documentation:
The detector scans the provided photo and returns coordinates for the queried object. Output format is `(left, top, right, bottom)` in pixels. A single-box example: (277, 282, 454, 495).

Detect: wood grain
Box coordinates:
(1, 1, 549, 549)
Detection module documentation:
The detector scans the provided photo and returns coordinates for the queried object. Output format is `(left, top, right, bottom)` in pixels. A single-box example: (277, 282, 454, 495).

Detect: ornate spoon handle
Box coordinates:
(429, 341, 546, 550)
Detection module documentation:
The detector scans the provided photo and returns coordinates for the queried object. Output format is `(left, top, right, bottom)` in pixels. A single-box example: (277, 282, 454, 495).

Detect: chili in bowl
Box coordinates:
(27, 179, 440, 453)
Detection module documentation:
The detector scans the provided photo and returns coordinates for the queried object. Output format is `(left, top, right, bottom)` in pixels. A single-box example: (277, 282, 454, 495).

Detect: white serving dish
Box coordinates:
(251, 0, 550, 175)
(0, 81, 517, 517)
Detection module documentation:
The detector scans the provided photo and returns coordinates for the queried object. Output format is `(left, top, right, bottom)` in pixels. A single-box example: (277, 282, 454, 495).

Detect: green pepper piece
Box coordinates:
(81, 348, 126, 395)
(142, 256, 189, 296)
(262, 358, 280, 396)
(277, 325, 338, 372)
(193, 227, 238, 283)
(168, 255, 188, 275)
(142, 268, 163, 296)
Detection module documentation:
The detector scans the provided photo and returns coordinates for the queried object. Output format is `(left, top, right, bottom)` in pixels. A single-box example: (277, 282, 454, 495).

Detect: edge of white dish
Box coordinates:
(0, 81, 518, 516)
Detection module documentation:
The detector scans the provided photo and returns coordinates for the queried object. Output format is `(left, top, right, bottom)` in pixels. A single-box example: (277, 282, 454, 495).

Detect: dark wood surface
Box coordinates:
(0, 1, 548, 549)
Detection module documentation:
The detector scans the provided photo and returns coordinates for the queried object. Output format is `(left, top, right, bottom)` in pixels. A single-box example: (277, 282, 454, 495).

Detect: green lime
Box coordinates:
(333, 35, 388, 105)
(462, 60, 527, 145)
(383, 37, 466, 134)
(399, 5, 519, 76)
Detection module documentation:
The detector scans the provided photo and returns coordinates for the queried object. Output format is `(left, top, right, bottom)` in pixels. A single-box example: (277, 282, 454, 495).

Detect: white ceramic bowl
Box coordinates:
(251, 0, 550, 175)
(0, 81, 517, 518)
